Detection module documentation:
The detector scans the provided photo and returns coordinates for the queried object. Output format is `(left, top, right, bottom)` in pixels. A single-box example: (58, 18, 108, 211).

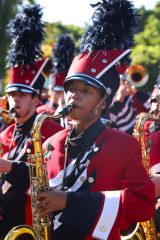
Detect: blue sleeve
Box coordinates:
(5, 161, 30, 193)
(60, 191, 102, 233)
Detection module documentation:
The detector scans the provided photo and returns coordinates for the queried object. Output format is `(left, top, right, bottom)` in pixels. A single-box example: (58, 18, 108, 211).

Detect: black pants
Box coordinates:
(0, 184, 26, 239)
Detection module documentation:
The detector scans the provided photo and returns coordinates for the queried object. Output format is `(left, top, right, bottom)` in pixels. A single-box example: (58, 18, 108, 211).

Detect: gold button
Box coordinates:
(100, 226, 107, 232)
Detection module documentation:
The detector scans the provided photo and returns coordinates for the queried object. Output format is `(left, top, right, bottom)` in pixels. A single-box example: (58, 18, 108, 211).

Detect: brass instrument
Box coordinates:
(0, 96, 16, 124)
(4, 103, 75, 240)
(4, 225, 36, 240)
(126, 65, 149, 88)
(132, 110, 160, 240)
(121, 223, 146, 240)
(122, 109, 160, 240)
(0, 106, 17, 118)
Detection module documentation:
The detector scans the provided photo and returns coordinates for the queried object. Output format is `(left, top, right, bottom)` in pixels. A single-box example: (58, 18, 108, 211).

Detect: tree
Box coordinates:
(45, 21, 84, 52)
(40, 21, 84, 78)
(131, 3, 160, 92)
(0, 0, 35, 93)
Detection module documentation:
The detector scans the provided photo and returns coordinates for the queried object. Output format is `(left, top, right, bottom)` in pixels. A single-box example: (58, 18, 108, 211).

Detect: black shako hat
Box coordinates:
(5, 4, 48, 96)
(64, 0, 138, 107)
(51, 33, 76, 92)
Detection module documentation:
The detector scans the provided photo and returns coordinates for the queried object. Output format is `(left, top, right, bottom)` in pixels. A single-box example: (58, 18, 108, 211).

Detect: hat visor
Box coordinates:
(52, 86, 64, 92)
(5, 84, 36, 94)
(65, 74, 102, 91)
(5, 86, 34, 93)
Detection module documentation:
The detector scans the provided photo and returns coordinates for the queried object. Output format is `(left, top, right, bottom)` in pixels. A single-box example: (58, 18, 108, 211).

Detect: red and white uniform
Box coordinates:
(43, 125, 155, 240)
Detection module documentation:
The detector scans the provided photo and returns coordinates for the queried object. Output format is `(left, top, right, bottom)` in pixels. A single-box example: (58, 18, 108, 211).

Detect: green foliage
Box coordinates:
(131, 3, 160, 92)
(137, 7, 152, 32)
(45, 21, 85, 53)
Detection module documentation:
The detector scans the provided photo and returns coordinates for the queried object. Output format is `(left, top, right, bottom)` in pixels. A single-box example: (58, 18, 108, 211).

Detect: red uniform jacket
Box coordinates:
(0, 118, 62, 158)
(43, 127, 155, 240)
(148, 129, 160, 174)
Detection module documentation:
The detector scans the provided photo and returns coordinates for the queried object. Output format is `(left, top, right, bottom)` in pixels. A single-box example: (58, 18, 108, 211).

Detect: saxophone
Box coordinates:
(132, 110, 160, 240)
(4, 103, 75, 240)
(122, 105, 160, 240)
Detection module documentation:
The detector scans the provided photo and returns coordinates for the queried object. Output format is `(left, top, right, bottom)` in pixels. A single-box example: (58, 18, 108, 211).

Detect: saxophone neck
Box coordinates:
(31, 103, 75, 139)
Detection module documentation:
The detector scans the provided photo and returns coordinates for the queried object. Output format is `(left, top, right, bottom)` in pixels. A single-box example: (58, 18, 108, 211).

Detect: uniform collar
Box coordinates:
(67, 119, 106, 156)
(15, 113, 37, 134)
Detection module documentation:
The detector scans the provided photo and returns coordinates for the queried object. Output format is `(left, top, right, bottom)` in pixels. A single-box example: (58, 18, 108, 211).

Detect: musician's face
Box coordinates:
(65, 80, 106, 122)
(7, 91, 40, 123)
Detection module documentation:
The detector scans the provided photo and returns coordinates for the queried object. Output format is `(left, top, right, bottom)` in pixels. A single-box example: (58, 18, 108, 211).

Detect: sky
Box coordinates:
(34, 0, 160, 27)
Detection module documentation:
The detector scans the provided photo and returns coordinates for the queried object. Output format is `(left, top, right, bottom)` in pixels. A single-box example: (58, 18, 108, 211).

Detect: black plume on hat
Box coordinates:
(6, 4, 45, 68)
(65, 0, 138, 109)
(6, 4, 47, 95)
(51, 34, 76, 91)
(80, 0, 138, 53)
(53, 33, 76, 73)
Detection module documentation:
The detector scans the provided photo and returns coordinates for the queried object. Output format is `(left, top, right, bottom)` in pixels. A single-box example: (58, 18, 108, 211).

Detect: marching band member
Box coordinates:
(37, 1, 155, 239)
(108, 71, 150, 135)
(0, 5, 63, 238)
(150, 139, 160, 198)
(146, 87, 160, 232)
(144, 84, 160, 136)
(37, 33, 76, 118)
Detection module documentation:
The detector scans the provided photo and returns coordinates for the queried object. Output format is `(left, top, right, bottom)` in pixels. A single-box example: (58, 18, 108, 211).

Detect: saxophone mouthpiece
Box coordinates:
(9, 106, 17, 114)
(0, 106, 17, 116)
(58, 103, 75, 117)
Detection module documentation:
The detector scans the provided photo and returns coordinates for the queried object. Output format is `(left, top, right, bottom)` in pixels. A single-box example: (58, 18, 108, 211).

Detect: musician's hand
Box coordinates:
(151, 174, 160, 197)
(115, 81, 130, 103)
(0, 159, 12, 173)
(129, 85, 138, 95)
(37, 189, 67, 217)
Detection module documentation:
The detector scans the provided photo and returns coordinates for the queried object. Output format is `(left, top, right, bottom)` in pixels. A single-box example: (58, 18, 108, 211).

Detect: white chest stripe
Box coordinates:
(54, 213, 63, 230)
(51, 144, 96, 230)
(53, 168, 88, 231)
(68, 168, 87, 192)
(151, 163, 160, 174)
(3, 136, 28, 161)
(49, 158, 77, 187)
(117, 96, 132, 118)
(116, 107, 134, 125)
(49, 145, 95, 188)
(92, 191, 120, 240)
(118, 118, 136, 132)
